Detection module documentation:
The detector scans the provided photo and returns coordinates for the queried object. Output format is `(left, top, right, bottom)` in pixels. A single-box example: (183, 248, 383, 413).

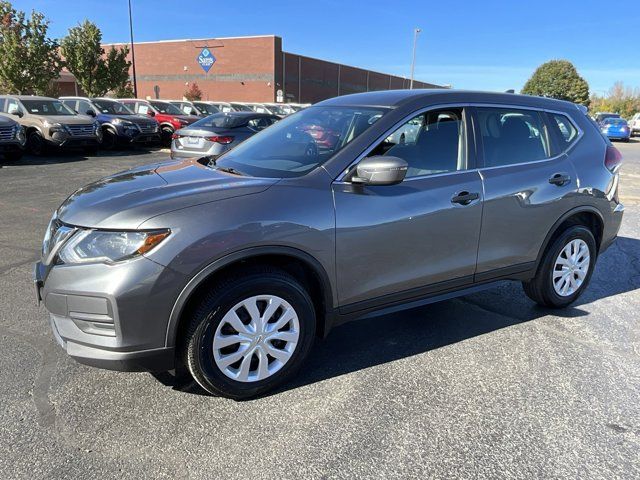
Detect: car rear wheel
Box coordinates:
(182, 267, 316, 399)
(523, 225, 596, 308)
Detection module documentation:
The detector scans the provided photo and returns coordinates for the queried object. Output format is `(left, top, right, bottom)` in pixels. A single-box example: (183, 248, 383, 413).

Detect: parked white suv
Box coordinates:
(629, 113, 640, 137)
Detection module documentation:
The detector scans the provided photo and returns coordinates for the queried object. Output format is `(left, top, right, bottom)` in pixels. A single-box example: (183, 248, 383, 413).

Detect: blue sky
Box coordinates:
(12, 0, 640, 94)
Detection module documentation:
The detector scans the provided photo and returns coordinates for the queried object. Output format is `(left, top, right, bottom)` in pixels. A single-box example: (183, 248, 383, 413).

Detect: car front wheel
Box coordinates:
(182, 267, 316, 399)
(523, 225, 597, 308)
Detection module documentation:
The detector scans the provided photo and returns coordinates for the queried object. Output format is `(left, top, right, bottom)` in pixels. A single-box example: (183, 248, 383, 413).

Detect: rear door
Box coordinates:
(473, 106, 578, 279)
(333, 106, 484, 308)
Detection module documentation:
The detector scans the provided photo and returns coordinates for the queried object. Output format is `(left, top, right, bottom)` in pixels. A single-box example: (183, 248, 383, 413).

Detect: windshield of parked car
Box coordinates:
(149, 101, 184, 115)
(230, 103, 253, 112)
(194, 102, 220, 115)
(213, 106, 388, 178)
(93, 99, 135, 115)
(21, 99, 75, 116)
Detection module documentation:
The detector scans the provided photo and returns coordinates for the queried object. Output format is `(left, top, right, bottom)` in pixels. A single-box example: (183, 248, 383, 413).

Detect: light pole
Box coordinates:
(128, 0, 138, 98)
(409, 27, 421, 89)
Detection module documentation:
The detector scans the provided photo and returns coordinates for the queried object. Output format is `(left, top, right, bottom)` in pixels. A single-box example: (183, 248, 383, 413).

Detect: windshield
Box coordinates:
(150, 101, 183, 115)
(22, 99, 75, 116)
(93, 99, 134, 115)
(194, 102, 220, 115)
(190, 113, 254, 129)
(214, 106, 388, 178)
(231, 103, 253, 112)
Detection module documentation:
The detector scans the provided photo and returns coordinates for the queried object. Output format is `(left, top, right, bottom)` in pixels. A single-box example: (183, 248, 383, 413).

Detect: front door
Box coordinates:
(333, 107, 484, 308)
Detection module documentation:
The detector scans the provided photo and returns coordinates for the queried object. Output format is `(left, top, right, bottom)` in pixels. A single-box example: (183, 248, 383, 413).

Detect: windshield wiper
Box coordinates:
(216, 166, 246, 176)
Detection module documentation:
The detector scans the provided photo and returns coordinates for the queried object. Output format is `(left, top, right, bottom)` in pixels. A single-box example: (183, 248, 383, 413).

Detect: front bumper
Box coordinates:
(34, 256, 186, 372)
(48, 133, 100, 148)
(0, 140, 25, 153)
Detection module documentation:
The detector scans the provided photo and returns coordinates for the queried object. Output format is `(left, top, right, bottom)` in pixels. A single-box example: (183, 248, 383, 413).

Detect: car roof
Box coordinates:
(316, 89, 581, 112)
(213, 111, 276, 118)
(0, 94, 58, 101)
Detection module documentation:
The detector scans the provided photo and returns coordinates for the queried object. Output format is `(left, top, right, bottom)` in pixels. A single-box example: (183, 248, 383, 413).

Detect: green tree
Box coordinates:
(184, 82, 202, 101)
(522, 60, 590, 106)
(0, 2, 62, 94)
(61, 20, 131, 97)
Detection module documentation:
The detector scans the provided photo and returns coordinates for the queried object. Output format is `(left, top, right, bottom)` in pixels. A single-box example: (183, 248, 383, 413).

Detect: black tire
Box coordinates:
(522, 225, 597, 308)
(182, 267, 316, 400)
(161, 127, 174, 147)
(27, 131, 46, 156)
(3, 150, 23, 161)
(101, 129, 117, 150)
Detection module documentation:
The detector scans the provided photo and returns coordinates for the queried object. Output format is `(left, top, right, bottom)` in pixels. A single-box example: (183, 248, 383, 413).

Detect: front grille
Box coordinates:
(0, 125, 15, 141)
(67, 124, 95, 136)
(138, 123, 157, 134)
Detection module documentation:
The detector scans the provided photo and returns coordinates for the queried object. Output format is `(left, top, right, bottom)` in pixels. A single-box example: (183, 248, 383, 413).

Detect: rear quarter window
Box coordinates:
(549, 113, 579, 149)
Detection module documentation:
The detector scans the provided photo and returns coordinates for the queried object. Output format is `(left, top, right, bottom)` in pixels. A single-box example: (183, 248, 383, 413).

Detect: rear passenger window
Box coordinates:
(367, 108, 467, 178)
(549, 113, 578, 147)
(477, 107, 551, 168)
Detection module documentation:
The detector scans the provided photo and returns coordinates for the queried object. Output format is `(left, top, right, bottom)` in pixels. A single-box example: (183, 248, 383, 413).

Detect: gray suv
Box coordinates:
(34, 90, 624, 399)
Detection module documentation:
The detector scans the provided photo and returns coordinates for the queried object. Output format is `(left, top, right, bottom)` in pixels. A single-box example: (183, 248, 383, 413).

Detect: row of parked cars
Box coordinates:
(0, 94, 309, 161)
(593, 111, 640, 142)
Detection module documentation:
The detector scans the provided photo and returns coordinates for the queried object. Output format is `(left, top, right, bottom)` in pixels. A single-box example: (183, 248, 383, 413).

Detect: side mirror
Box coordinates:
(86, 109, 96, 117)
(148, 110, 155, 117)
(352, 155, 408, 186)
(9, 109, 22, 118)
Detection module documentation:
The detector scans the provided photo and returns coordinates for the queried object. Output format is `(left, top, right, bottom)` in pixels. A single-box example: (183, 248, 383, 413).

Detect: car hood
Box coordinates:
(38, 114, 95, 125)
(57, 158, 279, 229)
(0, 114, 18, 127)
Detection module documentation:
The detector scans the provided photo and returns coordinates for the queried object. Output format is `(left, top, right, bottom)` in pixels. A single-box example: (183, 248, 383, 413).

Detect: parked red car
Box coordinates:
(118, 99, 199, 146)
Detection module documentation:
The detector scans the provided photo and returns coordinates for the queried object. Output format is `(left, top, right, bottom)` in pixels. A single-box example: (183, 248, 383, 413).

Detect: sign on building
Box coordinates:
(197, 47, 216, 73)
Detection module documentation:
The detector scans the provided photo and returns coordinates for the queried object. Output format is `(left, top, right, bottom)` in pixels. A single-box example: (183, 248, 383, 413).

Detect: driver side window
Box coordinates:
(367, 108, 468, 178)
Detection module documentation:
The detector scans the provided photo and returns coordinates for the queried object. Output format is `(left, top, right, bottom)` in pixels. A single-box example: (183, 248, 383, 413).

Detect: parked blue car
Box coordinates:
(600, 117, 631, 142)
(60, 97, 161, 149)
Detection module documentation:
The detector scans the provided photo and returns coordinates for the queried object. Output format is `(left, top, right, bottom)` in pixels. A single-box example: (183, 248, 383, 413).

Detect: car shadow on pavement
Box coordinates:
(0, 146, 164, 168)
(156, 236, 640, 399)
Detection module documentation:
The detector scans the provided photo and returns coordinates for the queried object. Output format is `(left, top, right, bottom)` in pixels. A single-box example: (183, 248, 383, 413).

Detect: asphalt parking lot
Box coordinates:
(1, 143, 639, 479)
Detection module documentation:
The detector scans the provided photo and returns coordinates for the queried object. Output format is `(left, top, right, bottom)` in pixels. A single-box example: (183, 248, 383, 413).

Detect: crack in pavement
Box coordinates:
(0, 256, 39, 276)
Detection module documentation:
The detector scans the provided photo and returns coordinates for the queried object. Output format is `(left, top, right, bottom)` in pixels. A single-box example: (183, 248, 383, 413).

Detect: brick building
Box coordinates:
(57, 35, 445, 103)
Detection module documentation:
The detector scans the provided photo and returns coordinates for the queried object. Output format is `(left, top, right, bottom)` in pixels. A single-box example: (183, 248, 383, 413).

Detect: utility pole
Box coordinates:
(409, 27, 421, 89)
(128, 0, 138, 97)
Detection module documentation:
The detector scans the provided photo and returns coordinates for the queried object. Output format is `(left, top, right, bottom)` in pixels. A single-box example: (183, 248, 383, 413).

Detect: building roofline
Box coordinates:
(282, 50, 446, 88)
(103, 34, 279, 47)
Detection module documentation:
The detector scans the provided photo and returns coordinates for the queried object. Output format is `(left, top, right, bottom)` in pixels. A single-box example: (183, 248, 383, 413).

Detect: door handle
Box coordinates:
(451, 191, 480, 206)
(549, 173, 571, 186)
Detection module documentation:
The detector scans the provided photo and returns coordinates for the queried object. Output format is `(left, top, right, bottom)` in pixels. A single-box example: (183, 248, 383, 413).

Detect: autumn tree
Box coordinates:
(184, 82, 203, 101)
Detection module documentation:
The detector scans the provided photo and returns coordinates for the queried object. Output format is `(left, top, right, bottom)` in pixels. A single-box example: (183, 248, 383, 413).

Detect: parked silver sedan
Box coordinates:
(170, 112, 279, 159)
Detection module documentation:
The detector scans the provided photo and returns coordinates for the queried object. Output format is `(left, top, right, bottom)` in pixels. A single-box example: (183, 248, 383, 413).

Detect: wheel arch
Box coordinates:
(534, 206, 604, 272)
(166, 246, 336, 350)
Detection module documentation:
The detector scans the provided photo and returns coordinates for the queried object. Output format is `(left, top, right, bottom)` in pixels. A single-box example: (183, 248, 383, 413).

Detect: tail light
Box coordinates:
(171, 133, 181, 140)
(206, 135, 234, 144)
(605, 145, 623, 172)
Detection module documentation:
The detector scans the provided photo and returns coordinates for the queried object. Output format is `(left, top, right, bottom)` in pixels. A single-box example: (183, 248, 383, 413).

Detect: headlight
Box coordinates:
(43, 121, 66, 133)
(112, 118, 135, 127)
(16, 126, 26, 144)
(58, 229, 170, 264)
